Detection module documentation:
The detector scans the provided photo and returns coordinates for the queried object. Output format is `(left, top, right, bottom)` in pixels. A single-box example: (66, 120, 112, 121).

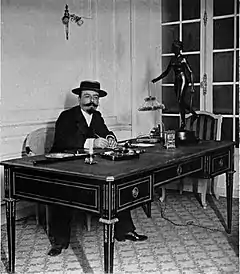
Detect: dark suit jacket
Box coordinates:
(50, 106, 134, 238)
(51, 105, 115, 152)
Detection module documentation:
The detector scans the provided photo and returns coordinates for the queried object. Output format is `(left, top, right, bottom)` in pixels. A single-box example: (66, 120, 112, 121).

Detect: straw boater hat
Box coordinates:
(72, 80, 107, 97)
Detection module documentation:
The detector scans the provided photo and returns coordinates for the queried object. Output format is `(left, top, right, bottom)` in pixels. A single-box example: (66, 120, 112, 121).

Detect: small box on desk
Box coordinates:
(164, 130, 176, 149)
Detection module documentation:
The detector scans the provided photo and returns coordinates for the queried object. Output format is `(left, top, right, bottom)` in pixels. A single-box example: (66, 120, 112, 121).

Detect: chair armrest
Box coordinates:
(26, 146, 36, 157)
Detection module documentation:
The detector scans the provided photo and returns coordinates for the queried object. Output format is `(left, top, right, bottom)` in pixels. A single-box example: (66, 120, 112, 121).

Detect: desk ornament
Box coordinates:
(100, 146, 143, 161)
(164, 130, 176, 149)
(151, 39, 199, 144)
(85, 139, 97, 164)
(150, 122, 165, 145)
(138, 82, 165, 145)
(175, 129, 199, 146)
(151, 39, 198, 130)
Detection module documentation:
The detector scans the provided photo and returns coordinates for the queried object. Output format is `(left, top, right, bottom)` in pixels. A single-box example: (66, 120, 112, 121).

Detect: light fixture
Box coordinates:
(61, 4, 91, 40)
(138, 83, 165, 142)
(138, 83, 165, 111)
(138, 95, 165, 111)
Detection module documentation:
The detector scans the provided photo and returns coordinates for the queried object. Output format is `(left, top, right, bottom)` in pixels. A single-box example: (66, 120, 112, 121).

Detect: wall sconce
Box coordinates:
(62, 4, 89, 40)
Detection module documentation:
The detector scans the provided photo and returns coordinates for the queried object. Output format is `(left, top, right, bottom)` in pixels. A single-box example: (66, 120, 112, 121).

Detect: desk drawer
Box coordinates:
(117, 176, 152, 211)
(211, 150, 230, 176)
(13, 172, 101, 213)
(153, 157, 203, 185)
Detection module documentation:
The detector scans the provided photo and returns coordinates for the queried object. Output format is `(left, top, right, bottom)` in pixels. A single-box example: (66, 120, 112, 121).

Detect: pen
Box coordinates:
(94, 133, 101, 138)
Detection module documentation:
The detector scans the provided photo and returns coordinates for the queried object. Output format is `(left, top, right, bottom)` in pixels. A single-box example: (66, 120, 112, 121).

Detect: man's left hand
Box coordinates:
(190, 86, 195, 93)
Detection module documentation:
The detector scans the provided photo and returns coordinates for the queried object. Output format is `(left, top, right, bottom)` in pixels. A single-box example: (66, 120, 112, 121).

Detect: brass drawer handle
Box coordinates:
(219, 159, 224, 167)
(132, 187, 139, 198)
(177, 165, 182, 175)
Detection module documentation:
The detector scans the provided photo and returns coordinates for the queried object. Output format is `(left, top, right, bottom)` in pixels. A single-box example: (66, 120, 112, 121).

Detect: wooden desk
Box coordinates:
(1, 140, 236, 273)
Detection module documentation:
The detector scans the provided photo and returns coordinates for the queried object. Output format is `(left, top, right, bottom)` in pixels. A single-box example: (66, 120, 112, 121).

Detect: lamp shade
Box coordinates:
(138, 96, 165, 111)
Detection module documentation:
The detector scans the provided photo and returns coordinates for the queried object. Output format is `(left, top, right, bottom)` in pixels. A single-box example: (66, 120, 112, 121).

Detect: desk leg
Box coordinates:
(6, 198, 16, 273)
(226, 170, 234, 234)
(99, 218, 118, 273)
(142, 202, 151, 218)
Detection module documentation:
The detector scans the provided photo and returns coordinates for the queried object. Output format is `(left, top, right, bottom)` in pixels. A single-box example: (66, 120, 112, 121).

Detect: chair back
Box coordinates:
(25, 127, 55, 155)
(185, 111, 222, 141)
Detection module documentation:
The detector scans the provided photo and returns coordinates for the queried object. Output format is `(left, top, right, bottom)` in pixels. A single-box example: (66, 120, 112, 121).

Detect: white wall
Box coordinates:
(1, 0, 162, 201)
(1, 0, 238, 205)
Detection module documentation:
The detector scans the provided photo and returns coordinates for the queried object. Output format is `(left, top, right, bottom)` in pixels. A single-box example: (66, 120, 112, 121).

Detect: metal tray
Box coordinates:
(99, 150, 140, 161)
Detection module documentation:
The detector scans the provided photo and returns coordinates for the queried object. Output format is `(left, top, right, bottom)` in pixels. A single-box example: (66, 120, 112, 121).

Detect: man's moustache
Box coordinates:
(83, 102, 98, 107)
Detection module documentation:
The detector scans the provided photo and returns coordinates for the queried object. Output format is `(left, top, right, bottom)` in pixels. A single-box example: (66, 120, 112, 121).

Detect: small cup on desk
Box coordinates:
(89, 138, 94, 155)
(85, 138, 97, 164)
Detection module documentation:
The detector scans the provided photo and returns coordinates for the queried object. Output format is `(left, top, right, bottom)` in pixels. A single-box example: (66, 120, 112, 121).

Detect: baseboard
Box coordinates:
(217, 186, 239, 199)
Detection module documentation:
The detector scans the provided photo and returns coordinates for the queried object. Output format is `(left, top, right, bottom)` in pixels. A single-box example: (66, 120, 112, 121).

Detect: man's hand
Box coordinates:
(190, 86, 195, 93)
(107, 137, 117, 148)
(94, 137, 109, 148)
(151, 78, 157, 84)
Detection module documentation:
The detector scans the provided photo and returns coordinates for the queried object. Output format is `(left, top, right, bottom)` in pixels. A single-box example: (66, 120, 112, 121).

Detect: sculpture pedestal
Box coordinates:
(175, 129, 198, 146)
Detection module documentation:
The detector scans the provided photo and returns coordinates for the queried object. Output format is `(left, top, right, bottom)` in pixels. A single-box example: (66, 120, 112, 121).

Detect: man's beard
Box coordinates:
(84, 102, 98, 114)
(86, 107, 96, 114)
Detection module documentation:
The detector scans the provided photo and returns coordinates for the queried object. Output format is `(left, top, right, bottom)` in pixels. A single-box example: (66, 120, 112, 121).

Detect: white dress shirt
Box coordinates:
(81, 109, 115, 149)
(81, 109, 94, 149)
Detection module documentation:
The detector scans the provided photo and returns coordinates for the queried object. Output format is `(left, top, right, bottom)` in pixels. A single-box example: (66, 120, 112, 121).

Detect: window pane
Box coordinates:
(237, 51, 239, 81)
(187, 54, 200, 82)
(183, 22, 200, 52)
(182, 0, 200, 20)
(162, 0, 179, 23)
(237, 18, 239, 48)
(236, 84, 239, 115)
(213, 85, 233, 114)
(221, 117, 234, 141)
(162, 116, 179, 131)
(213, 52, 233, 82)
(162, 86, 179, 113)
(161, 55, 200, 85)
(221, 117, 239, 145)
(213, 0, 234, 16)
(162, 56, 175, 84)
(236, 118, 239, 146)
(161, 55, 200, 83)
(184, 86, 200, 111)
(162, 86, 200, 114)
(214, 18, 234, 49)
(162, 25, 180, 54)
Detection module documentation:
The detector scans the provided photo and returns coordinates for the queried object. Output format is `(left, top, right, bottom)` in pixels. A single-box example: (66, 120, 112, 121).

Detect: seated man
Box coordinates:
(48, 80, 148, 256)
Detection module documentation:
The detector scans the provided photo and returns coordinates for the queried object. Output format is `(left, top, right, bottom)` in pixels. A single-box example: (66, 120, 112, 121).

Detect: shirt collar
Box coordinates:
(81, 108, 93, 126)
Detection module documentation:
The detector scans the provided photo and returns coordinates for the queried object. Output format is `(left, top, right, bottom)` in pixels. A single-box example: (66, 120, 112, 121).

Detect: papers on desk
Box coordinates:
(45, 153, 75, 159)
(132, 143, 155, 147)
(45, 152, 88, 159)
(33, 152, 88, 165)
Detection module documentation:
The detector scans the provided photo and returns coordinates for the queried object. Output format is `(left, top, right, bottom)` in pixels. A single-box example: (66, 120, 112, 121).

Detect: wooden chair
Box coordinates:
(24, 127, 92, 232)
(159, 111, 222, 208)
(24, 127, 55, 234)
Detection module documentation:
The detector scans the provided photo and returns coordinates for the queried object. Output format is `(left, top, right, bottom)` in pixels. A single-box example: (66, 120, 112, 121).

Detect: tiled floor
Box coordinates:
(1, 191, 239, 274)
